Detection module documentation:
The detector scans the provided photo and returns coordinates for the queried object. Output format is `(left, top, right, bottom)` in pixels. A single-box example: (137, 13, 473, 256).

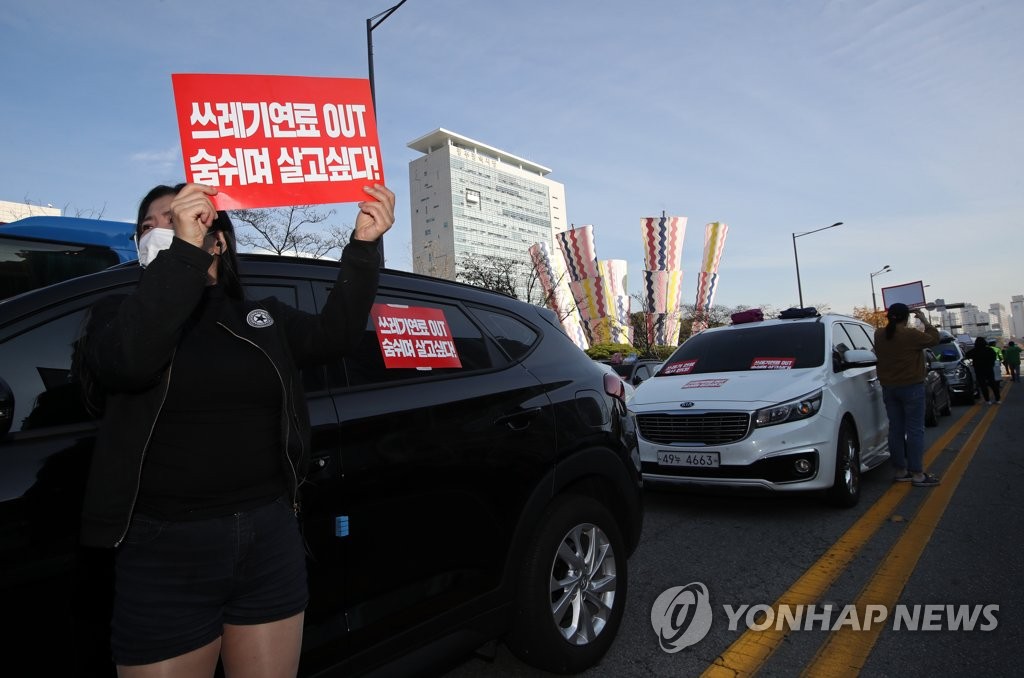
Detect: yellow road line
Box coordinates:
(802, 387, 1005, 676)
(701, 402, 981, 678)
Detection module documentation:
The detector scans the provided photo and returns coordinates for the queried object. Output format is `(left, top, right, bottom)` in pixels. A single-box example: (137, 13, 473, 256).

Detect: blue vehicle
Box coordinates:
(0, 216, 135, 299)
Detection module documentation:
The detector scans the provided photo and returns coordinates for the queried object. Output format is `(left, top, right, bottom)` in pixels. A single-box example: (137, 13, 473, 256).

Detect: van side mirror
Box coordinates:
(841, 349, 877, 369)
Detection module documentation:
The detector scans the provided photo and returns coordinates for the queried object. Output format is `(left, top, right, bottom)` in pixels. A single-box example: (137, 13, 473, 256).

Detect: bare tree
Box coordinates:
(14, 195, 107, 220)
(231, 205, 352, 258)
(457, 255, 543, 303)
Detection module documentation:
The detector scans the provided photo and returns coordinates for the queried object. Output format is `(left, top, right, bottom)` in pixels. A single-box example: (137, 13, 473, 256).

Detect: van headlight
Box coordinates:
(755, 390, 823, 427)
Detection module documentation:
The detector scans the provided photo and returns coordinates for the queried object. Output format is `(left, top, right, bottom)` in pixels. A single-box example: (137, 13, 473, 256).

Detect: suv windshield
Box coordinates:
(659, 322, 826, 374)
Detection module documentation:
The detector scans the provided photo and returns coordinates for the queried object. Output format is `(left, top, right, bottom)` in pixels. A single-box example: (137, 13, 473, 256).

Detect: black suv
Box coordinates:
(0, 255, 643, 677)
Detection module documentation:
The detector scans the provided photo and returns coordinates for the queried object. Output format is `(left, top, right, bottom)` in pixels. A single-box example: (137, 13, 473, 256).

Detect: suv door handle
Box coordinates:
(494, 407, 542, 431)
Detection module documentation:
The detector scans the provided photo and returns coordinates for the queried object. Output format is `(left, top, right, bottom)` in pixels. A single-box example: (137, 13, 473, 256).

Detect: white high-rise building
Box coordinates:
(407, 128, 568, 301)
(988, 303, 1010, 341)
(1010, 295, 1024, 340)
(945, 304, 986, 338)
(956, 304, 993, 338)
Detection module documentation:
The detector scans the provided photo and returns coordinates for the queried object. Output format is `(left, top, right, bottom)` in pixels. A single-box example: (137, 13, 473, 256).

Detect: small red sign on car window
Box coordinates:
(750, 357, 796, 370)
(371, 304, 462, 369)
(661, 359, 697, 375)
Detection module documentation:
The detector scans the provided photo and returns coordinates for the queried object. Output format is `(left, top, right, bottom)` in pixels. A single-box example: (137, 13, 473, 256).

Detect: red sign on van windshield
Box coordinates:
(172, 73, 383, 210)
(371, 304, 462, 369)
(750, 357, 796, 370)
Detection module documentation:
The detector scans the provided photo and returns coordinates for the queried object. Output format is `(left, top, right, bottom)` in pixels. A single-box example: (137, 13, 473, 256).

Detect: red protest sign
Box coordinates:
(750, 357, 796, 370)
(371, 304, 463, 369)
(171, 73, 384, 210)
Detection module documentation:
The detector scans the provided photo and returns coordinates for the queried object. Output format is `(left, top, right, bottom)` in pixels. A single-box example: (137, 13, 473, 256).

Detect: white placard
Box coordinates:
(881, 280, 927, 310)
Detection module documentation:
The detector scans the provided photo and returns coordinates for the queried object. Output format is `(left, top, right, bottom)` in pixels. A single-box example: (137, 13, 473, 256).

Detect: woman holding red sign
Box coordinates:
(76, 182, 394, 676)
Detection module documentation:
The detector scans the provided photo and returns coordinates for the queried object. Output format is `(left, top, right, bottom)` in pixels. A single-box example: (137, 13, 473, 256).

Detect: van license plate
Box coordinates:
(657, 450, 720, 467)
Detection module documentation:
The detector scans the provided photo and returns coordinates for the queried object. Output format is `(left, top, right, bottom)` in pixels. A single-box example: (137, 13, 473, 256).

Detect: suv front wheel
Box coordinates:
(507, 494, 627, 673)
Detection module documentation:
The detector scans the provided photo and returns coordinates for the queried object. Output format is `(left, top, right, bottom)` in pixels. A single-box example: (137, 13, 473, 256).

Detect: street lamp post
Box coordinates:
(366, 0, 410, 267)
(870, 265, 892, 312)
(791, 222, 843, 308)
(367, 0, 409, 111)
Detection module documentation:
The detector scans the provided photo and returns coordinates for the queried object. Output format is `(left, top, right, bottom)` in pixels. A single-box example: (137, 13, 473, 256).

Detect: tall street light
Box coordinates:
(870, 265, 892, 312)
(367, 0, 409, 111)
(366, 0, 410, 266)
(791, 222, 843, 308)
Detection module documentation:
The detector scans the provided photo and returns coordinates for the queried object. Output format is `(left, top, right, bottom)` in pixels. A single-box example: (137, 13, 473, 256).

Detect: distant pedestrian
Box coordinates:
(874, 303, 940, 487)
(966, 337, 1001, 404)
(1003, 341, 1021, 383)
(988, 340, 1003, 385)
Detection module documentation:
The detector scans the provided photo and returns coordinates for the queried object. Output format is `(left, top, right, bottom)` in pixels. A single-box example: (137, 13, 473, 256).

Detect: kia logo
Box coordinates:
(680, 402, 695, 408)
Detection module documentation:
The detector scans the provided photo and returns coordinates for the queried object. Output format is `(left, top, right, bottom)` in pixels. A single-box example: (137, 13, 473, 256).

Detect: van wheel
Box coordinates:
(827, 423, 860, 508)
(506, 495, 626, 674)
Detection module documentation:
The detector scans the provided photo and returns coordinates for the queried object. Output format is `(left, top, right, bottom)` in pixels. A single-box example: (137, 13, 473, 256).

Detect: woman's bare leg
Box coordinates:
(117, 637, 221, 678)
(221, 612, 304, 678)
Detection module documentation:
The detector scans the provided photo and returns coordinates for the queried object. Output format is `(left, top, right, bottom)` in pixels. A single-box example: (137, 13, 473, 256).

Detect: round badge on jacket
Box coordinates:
(247, 309, 274, 328)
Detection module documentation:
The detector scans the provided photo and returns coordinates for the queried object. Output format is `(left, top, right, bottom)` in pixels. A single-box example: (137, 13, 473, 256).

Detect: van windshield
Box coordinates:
(658, 323, 826, 375)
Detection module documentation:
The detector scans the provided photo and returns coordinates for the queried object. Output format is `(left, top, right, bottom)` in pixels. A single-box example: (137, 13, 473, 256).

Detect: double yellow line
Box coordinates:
(702, 386, 1007, 677)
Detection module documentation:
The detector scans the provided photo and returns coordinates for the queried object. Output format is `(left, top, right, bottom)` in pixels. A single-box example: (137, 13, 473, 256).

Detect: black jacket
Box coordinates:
(79, 237, 379, 547)
(966, 345, 998, 374)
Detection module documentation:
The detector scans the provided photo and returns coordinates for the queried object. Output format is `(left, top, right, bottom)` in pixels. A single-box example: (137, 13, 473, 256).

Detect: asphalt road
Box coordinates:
(444, 380, 1023, 677)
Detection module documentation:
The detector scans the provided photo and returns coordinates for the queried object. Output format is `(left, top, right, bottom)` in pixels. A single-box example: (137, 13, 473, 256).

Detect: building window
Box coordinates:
(465, 189, 480, 208)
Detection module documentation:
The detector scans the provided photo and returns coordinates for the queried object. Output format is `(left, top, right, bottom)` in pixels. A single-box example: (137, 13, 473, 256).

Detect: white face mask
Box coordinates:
(135, 228, 175, 268)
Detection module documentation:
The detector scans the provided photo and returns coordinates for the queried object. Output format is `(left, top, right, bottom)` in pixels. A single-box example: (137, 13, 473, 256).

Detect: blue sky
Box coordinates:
(2, 0, 1021, 316)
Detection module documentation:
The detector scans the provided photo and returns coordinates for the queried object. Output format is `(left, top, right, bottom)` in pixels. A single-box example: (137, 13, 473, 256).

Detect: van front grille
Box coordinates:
(636, 412, 751, 446)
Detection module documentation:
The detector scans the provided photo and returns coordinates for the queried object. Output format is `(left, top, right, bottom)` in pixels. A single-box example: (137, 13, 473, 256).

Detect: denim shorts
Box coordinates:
(111, 496, 308, 666)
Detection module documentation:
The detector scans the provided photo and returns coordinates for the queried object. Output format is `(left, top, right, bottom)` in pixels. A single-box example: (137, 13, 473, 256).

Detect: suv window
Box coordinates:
(1, 237, 121, 300)
(660, 322, 826, 373)
(468, 306, 539, 361)
(340, 294, 501, 387)
(2, 309, 93, 433)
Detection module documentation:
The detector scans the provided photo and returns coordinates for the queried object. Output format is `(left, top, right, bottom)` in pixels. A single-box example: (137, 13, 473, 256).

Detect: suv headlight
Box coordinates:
(755, 390, 823, 428)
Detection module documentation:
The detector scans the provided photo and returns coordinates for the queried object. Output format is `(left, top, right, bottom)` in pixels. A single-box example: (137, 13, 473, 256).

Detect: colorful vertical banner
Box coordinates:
(556, 225, 600, 282)
(641, 270, 684, 315)
(529, 241, 589, 349)
(690, 222, 728, 335)
(598, 259, 631, 336)
(640, 215, 687, 347)
(641, 215, 687, 271)
(700, 221, 729, 273)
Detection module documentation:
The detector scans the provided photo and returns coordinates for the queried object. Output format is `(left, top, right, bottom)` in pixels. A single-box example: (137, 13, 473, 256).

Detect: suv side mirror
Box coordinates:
(840, 349, 877, 369)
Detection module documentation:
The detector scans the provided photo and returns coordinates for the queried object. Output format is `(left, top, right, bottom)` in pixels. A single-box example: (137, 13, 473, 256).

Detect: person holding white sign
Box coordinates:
(873, 303, 941, 487)
(76, 181, 394, 676)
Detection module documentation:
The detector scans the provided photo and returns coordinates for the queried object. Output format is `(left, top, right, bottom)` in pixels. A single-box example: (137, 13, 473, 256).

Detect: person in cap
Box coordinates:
(873, 303, 941, 487)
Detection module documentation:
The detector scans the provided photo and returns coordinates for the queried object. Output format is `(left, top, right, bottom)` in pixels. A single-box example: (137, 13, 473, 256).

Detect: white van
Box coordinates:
(629, 310, 890, 506)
